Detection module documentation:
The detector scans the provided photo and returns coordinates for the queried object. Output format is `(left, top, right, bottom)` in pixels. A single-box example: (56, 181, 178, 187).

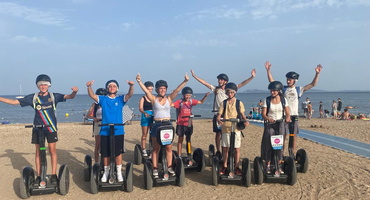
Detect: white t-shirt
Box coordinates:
(283, 86, 304, 116)
(210, 85, 228, 112)
(262, 97, 289, 120)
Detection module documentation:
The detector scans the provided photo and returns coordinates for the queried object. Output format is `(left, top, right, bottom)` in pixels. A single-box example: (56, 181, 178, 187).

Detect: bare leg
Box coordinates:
(222, 146, 229, 168)
(151, 137, 160, 168)
(234, 148, 240, 168)
(166, 144, 173, 167)
(48, 142, 57, 175)
(141, 126, 149, 149)
(215, 131, 221, 152)
(177, 136, 184, 156)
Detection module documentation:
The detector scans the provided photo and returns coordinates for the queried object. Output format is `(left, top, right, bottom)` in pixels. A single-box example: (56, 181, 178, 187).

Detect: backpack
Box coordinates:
(176, 99, 193, 121)
(221, 99, 245, 130)
(265, 94, 286, 118)
(282, 86, 301, 99)
(33, 92, 56, 110)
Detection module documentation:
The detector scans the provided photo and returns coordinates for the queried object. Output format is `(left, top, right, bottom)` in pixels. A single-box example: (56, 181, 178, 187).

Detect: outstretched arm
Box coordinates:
(64, 86, 79, 99)
(198, 92, 210, 104)
(0, 97, 20, 105)
(265, 61, 275, 83)
(136, 74, 156, 102)
(124, 80, 134, 102)
(237, 68, 256, 88)
(191, 69, 212, 90)
(303, 64, 323, 91)
(86, 81, 98, 102)
(169, 73, 189, 100)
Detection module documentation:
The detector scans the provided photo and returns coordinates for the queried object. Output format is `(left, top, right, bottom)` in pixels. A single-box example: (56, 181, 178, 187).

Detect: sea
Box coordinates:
(1, 92, 369, 124)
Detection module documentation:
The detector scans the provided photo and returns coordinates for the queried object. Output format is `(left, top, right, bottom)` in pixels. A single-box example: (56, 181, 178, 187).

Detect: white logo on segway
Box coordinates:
(271, 135, 284, 150)
(160, 129, 173, 145)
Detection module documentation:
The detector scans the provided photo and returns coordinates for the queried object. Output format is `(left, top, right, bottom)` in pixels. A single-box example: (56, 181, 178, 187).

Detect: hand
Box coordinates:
(265, 61, 271, 70)
(127, 80, 134, 86)
(251, 68, 256, 77)
(285, 118, 291, 123)
(315, 64, 323, 74)
(184, 72, 189, 81)
(244, 121, 249, 126)
(205, 92, 210, 96)
(86, 80, 94, 87)
(136, 73, 141, 82)
(190, 69, 196, 77)
(71, 86, 79, 92)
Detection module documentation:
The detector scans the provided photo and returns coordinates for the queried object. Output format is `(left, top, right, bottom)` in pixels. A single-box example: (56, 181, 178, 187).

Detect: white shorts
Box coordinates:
(221, 131, 241, 148)
(93, 121, 102, 136)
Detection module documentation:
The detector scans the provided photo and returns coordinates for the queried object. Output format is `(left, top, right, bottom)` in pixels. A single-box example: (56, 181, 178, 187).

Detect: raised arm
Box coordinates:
(136, 74, 156, 103)
(124, 80, 134, 102)
(237, 68, 256, 88)
(0, 97, 20, 105)
(64, 86, 79, 99)
(303, 64, 323, 91)
(265, 61, 275, 83)
(191, 69, 212, 90)
(86, 80, 98, 102)
(198, 92, 210, 104)
(169, 73, 189, 100)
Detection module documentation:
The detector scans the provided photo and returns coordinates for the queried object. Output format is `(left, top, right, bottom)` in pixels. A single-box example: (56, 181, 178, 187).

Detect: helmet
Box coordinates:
(105, 80, 119, 89)
(155, 80, 168, 89)
(95, 88, 107, 95)
(286, 71, 299, 80)
(225, 82, 237, 92)
(144, 81, 154, 88)
(181, 87, 193, 95)
(36, 74, 51, 85)
(217, 73, 229, 82)
(268, 81, 283, 91)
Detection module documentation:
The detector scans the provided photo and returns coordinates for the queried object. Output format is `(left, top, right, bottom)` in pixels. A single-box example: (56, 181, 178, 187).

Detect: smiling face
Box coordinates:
(156, 86, 167, 97)
(226, 89, 236, 98)
(107, 83, 118, 94)
(286, 78, 296, 87)
(270, 90, 279, 97)
(38, 83, 50, 94)
(146, 86, 153, 94)
(218, 78, 228, 87)
(183, 94, 192, 101)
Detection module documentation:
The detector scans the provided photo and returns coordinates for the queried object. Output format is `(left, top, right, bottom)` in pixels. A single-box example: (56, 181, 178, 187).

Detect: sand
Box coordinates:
(0, 118, 369, 200)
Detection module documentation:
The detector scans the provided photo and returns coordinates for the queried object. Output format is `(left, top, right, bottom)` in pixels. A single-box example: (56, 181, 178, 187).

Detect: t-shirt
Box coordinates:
(98, 95, 126, 136)
(283, 86, 304, 116)
(18, 92, 65, 132)
(173, 99, 199, 126)
(210, 85, 228, 112)
(262, 97, 289, 120)
(218, 99, 245, 133)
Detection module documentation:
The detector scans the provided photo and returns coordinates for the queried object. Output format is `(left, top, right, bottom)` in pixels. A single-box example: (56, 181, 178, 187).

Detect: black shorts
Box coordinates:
(176, 125, 193, 137)
(212, 115, 221, 133)
(100, 135, 124, 158)
(31, 130, 58, 144)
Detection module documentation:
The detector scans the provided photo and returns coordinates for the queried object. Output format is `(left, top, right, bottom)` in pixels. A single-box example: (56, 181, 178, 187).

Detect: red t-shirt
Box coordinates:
(173, 99, 199, 126)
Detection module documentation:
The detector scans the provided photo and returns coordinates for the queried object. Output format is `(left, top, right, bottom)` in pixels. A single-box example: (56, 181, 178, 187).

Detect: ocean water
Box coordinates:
(1, 92, 369, 124)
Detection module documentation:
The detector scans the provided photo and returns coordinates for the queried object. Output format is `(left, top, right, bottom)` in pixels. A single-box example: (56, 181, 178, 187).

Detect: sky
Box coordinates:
(0, 0, 369, 95)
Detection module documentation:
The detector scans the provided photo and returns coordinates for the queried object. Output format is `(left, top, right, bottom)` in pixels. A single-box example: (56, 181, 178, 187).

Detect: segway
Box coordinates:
(143, 122, 185, 190)
(20, 125, 69, 199)
(208, 111, 223, 167)
(134, 114, 153, 165)
(173, 115, 205, 172)
(211, 118, 251, 187)
(254, 121, 297, 185)
(89, 123, 133, 194)
(288, 116, 309, 173)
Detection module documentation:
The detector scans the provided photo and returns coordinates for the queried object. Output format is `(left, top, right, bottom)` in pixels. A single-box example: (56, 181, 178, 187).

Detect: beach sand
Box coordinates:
(0, 118, 369, 200)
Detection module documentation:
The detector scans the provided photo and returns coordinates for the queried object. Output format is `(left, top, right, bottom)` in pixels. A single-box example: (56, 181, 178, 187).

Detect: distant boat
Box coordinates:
(16, 85, 24, 99)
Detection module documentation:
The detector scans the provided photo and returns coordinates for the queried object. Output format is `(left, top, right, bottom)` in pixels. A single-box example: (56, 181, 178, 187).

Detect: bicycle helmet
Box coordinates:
(268, 81, 283, 91)
(155, 80, 168, 89)
(225, 82, 238, 92)
(181, 87, 193, 95)
(144, 81, 154, 88)
(286, 71, 299, 80)
(36, 74, 51, 86)
(217, 73, 229, 82)
(95, 88, 107, 95)
(105, 80, 119, 89)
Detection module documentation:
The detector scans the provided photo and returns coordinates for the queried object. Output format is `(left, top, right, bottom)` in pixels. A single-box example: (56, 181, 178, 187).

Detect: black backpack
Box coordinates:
(265, 94, 286, 118)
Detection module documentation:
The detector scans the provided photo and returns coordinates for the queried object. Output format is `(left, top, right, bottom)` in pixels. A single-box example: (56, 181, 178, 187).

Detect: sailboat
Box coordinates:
(16, 85, 24, 99)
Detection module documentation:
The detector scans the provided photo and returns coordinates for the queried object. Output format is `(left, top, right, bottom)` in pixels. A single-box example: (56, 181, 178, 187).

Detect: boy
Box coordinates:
(216, 82, 249, 176)
(0, 74, 78, 183)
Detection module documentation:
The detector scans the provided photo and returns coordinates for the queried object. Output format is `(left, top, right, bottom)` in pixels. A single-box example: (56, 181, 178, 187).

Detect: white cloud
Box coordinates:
(120, 22, 136, 32)
(187, 5, 247, 20)
(11, 35, 48, 43)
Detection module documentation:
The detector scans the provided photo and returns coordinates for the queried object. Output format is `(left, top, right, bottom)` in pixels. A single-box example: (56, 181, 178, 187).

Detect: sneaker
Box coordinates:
(168, 167, 176, 176)
(266, 165, 271, 174)
(235, 167, 242, 176)
(188, 160, 193, 166)
(117, 173, 123, 182)
(153, 168, 159, 178)
(219, 167, 226, 175)
(101, 173, 108, 182)
(279, 165, 285, 175)
(50, 174, 58, 185)
(142, 149, 148, 157)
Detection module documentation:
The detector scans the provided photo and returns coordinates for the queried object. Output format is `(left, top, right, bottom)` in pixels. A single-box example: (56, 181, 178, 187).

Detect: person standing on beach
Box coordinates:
(191, 69, 256, 156)
(0, 74, 78, 183)
(319, 101, 324, 118)
(307, 102, 313, 120)
(332, 100, 338, 119)
(337, 98, 342, 112)
(139, 81, 154, 157)
(265, 61, 323, 152)
(86, 79, 134, 182)
(302, 98, 310, 118)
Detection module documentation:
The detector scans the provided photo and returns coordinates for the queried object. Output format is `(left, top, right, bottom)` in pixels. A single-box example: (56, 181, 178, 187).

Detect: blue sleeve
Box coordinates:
(18, 94, 34, 107)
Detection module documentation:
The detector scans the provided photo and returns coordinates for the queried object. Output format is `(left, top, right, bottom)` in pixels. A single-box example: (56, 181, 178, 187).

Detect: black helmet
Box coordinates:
(144, 81, 154, 88)
(155, 80, 168, 89)
(286, 71, 299, 80)
(105, 80, 119, 89)
(268, 81, 283, 91)
(95, 88, 107, 95)
(225, 82, 237, 92)
(217, 73, 229, 82)
(181, 87, 193, 95)
(36, 74, 51, 85)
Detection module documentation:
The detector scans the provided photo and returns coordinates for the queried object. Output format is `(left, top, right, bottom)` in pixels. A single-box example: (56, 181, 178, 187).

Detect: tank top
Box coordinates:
(142, 96, 153, 110)
(153, 98, 171, 119)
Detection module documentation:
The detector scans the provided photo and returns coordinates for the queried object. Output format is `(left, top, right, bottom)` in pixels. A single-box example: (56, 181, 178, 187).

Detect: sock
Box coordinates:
(104, 166, 110, 175)
(116, 165, 122, 175)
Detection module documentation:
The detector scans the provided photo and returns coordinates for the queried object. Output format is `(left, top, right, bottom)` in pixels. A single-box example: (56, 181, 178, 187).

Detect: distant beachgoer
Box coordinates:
(340, 108, 350, 120)
(302, 98, 310, 118)
(332, 100, 338, 119)
(307, 102, 313, 119)
(319, 101, 324, 118)
(337, 98, 342, 112)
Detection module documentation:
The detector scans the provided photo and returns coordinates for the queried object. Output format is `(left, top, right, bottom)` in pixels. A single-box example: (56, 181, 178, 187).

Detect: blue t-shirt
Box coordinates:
(18, 92, 65, 132)
(98, 95, 126, 136)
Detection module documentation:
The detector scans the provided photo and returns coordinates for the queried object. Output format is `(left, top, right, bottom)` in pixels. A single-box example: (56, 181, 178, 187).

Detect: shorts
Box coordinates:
(32, 129, 58, 144)
(286, 116, 299, 135)
(176, 125, 193, 137)
(221, 131, 241, 148)
(100, 135, 124, 157)
(93, 121, 102, 136)
(140, 110, 153, 126)
(212, 115, 221, 133)
(150, 121, 172, 137)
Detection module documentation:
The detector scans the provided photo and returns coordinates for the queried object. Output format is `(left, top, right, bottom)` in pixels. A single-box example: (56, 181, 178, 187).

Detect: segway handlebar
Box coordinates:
(25, 124, 51, 128)
(221, 118, 247, 123)
(182, 115, 201, 118)
(98, 123, 125, 127)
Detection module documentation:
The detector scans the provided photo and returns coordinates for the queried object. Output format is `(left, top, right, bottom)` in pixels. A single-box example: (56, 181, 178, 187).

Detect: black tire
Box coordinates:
(90, 163, 100, 194)
(211, 157, 219, 186)
(208, 144, 215, 166)
(285, 156, 297, 185)
(144, 161, 153, 190)
(242, 158, 251, 187)
(253, 157, 264, 185)
(20, 167, 34, 199)
(175, 157, 185, 187)
(125, 162, 133, 192)
(172, 150, 179, 167)
(58, 164, 70, 195)
(193, 148, 205, 172)
(296, 149, 309, 173)
(134, 144, 142, 165)
(84, 155, 92, 181)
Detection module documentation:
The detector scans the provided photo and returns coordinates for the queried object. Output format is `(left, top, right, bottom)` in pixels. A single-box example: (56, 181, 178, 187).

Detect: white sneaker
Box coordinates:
(117, 173, 123, 182)
(101, 173, 108, 182)
(168, 167, 176, 176)
(142, 149, 148, 157)
(153, 169, 159, 177)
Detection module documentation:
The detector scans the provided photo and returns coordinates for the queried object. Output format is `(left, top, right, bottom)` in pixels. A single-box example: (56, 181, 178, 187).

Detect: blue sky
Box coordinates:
(0, 0, 369, 95)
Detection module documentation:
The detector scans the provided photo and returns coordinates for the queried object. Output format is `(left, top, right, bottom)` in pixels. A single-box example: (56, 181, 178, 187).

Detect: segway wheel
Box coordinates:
(58, 164, 70, 195)
(193, 148, 205, 172)
(211, 157, 219, 186)
(242, 158, 251, 187)
(208, 144, 215, 166)
(144, 160, 153, 190)
(134, 144, 142, 165)
(90, 163, 100, 194)
(125, 162, 133, 192)
(253, 157, 264, 185)
(296, 149, 309, 173)
(175, 157, 185, 187)
(285, 156, 297, 185)
(20, 166, 34, 199)
(84, 155, 92, 181)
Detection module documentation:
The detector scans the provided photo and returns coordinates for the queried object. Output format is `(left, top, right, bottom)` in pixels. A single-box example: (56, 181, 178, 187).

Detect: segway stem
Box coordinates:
(288, 118, 296, 157)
